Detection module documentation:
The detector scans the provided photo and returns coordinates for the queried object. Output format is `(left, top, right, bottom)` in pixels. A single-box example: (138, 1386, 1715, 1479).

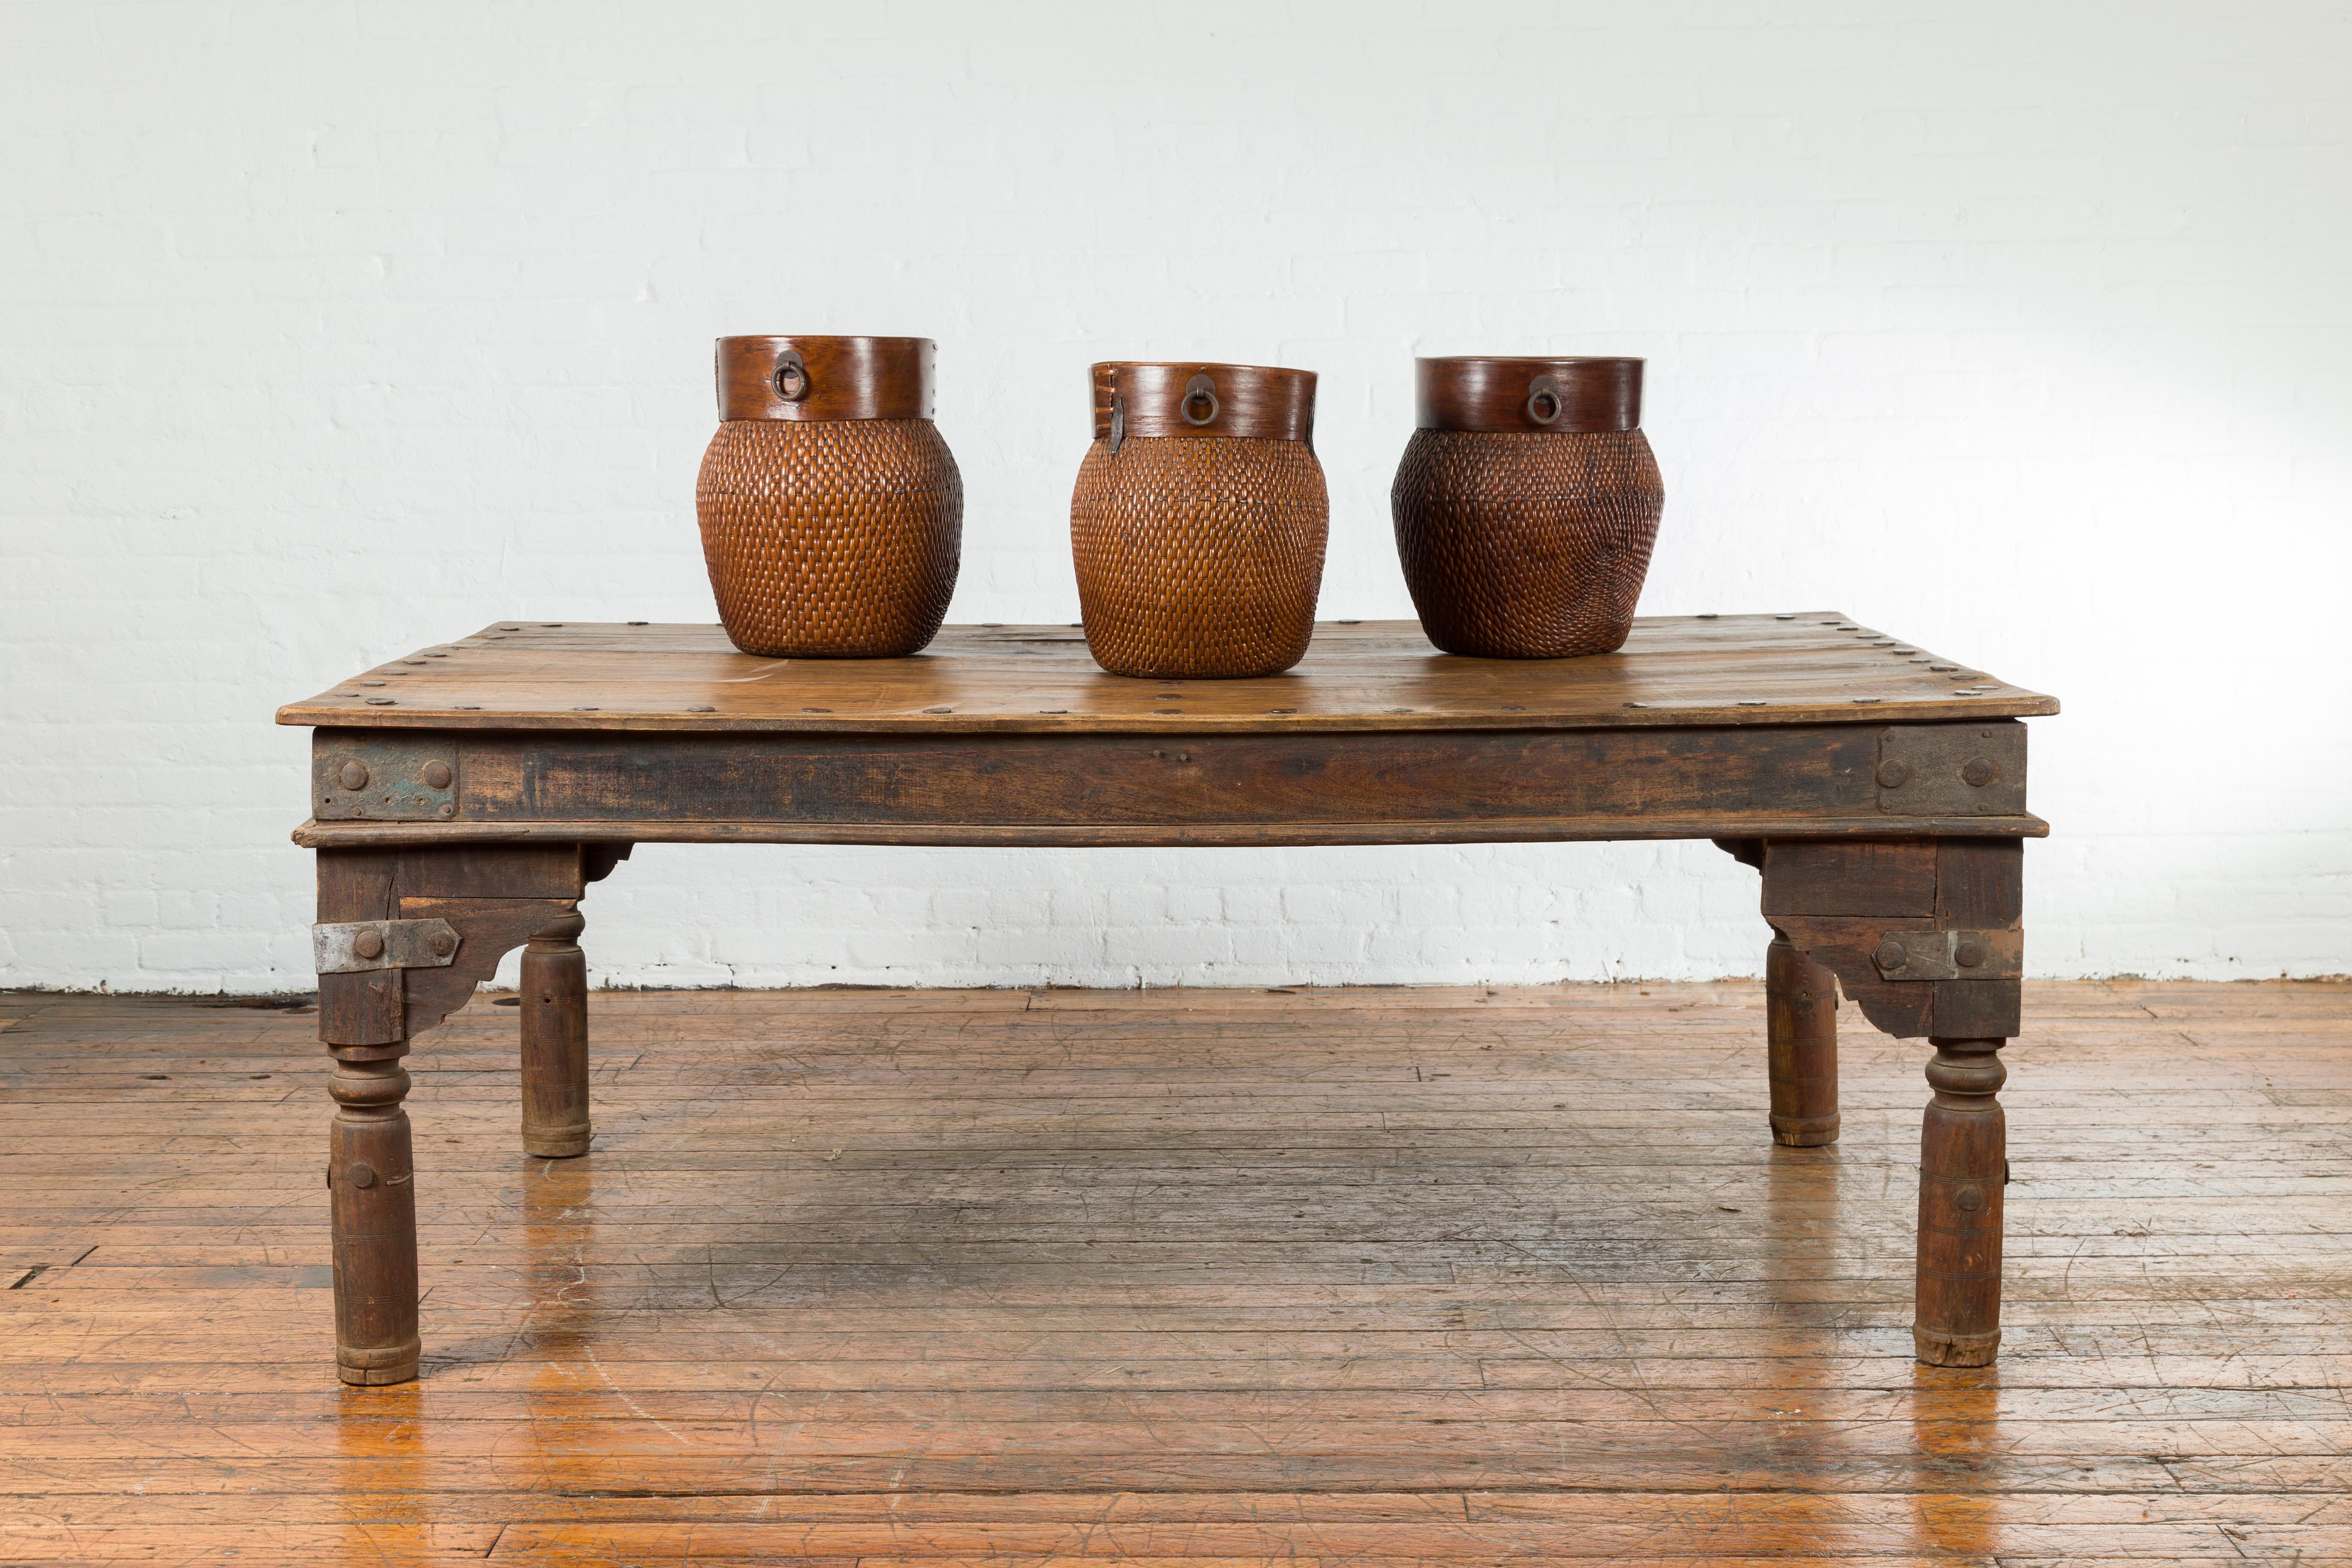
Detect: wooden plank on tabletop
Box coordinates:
(275, 616, 2059, 736)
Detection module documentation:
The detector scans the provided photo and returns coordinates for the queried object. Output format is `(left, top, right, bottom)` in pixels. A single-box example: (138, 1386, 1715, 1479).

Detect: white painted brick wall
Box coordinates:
(4, 1, 2348, 992)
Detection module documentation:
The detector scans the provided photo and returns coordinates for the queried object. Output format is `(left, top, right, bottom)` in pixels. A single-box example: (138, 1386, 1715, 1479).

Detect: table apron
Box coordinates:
(300, 722, 2037, 847)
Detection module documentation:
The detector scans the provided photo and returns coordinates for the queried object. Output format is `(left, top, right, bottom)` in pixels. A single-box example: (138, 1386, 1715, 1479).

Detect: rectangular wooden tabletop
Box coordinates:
(279, 614, 2055, 735)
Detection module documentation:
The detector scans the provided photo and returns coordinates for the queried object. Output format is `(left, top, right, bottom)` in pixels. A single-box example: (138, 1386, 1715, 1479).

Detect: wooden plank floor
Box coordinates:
(0, 980, 2346, 1565)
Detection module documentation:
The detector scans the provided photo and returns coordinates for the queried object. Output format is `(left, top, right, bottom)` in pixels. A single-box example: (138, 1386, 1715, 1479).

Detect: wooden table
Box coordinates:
(280, 614, 2055, 1386)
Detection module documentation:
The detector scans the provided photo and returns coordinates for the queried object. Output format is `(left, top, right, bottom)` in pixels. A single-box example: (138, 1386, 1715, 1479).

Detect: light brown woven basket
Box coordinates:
(1069, 362, 1327, 679)
(695, 336, 962, 658)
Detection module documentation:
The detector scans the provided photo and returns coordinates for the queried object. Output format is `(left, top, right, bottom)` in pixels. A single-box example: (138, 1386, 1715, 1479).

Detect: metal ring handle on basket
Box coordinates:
(774, 350, 811, 403)
(1181, 374, 1220, 427)
(1525, 373, 1564, 427)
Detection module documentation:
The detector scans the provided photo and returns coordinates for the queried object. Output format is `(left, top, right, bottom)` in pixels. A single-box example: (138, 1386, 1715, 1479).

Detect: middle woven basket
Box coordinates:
(1069, 361, 1328, 679)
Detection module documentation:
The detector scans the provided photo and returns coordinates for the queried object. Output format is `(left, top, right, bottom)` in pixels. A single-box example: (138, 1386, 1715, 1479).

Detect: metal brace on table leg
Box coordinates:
(313, 920, 463, 974)
(1870, 928, 2022, 982)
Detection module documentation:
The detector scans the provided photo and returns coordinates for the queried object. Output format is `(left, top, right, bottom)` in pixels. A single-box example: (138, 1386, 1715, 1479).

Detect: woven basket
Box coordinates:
(1070, 362, 1327, 679)
(695, 336, 962, 658)
(1390, 357, 1662, 660)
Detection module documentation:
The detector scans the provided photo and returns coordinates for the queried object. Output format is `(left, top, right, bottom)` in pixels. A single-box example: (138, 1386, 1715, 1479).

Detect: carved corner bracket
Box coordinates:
(314, 842, 628, 1047)
(392, 897, 578, 1038)
(1718, 836, 2024, 1041)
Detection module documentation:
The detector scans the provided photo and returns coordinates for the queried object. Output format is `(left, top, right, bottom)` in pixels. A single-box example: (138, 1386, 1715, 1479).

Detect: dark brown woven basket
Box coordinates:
(1069, 362, 1328, 679)
(695, 335, 962, 658)
(1391, 356, 1663, 660)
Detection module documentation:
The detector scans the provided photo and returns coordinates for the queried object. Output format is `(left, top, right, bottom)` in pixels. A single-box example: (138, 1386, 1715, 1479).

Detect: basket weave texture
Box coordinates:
(696, 419, 962, 658)
(1390, 428, 1663, 660)
(1070, 435, 1328, 679)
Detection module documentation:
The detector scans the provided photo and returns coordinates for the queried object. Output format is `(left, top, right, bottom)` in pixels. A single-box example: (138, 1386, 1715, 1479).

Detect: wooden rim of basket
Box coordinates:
(1091, 362, 1316, 446)
(717, 336, 935, 421)
(1415, 356, 1642, 432)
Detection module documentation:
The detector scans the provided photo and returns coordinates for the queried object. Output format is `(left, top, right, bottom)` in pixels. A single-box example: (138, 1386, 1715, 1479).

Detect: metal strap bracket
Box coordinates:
(1870, 928, 2022, 982)
(1875, 724, 2027, 816)
(313, 732, 459, 822)
(313, 919, 462, 975)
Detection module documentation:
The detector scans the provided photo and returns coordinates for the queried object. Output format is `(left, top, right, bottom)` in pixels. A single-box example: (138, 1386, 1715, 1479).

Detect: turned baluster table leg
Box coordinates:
(520, 909, 592, 1158)
(327, 1041, 420, 1386)
(310, 841, 600, 1382)
(1765, 934, 1840, 1147)
(1914, 1035, 2008, 1366)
